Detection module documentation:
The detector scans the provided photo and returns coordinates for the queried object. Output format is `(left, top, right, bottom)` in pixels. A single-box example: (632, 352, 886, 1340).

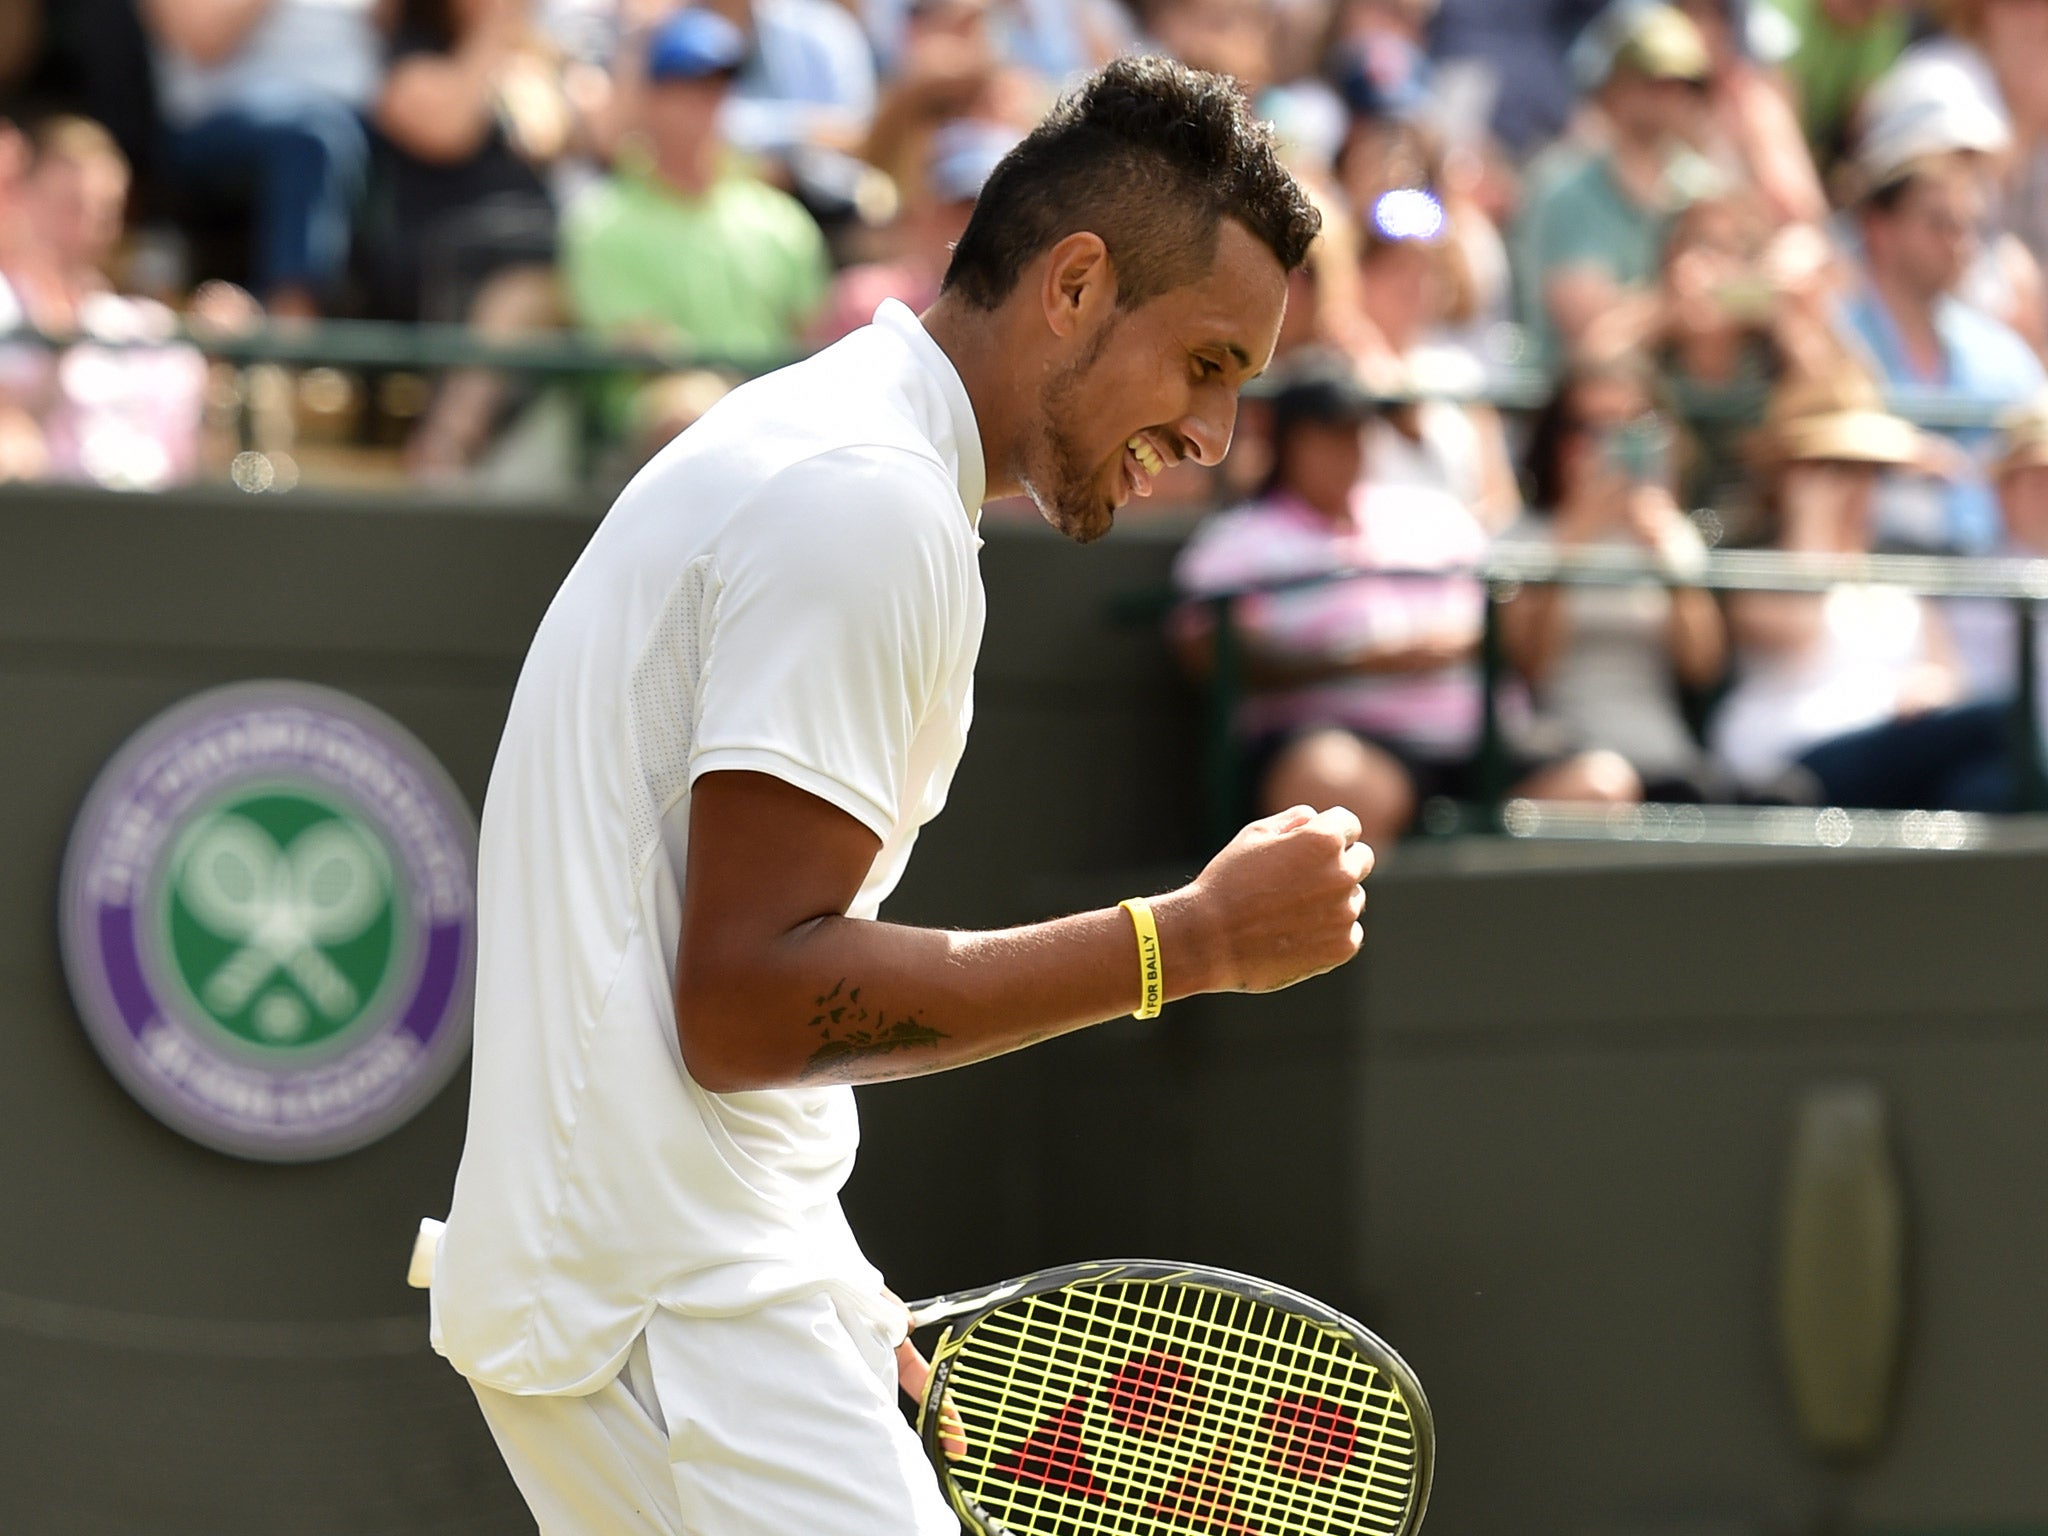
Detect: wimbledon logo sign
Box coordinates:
(59, 682, 477, 1161)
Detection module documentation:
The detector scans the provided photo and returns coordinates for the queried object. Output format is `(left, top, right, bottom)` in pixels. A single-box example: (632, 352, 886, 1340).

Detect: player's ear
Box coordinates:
(1039, 231, 1114, 341)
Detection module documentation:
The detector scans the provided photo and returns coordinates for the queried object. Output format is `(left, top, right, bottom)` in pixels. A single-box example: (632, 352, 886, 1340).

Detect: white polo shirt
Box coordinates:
(432, 301, 987, 1396)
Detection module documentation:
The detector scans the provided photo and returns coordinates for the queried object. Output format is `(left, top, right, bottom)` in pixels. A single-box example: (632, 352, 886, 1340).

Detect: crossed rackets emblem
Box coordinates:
(174, 810, 391, 1032)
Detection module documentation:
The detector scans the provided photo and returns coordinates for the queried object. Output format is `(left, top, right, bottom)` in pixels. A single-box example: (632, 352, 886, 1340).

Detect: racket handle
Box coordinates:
(907, 1277, 1028, 1329)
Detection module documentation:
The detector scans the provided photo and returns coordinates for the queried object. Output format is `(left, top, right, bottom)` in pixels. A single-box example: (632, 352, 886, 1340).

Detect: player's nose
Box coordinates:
(1175, 396, 1235, 468)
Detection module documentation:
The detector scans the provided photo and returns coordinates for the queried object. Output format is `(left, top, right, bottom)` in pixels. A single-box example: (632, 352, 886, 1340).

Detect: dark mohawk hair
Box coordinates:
(942, 56, 1322, 311)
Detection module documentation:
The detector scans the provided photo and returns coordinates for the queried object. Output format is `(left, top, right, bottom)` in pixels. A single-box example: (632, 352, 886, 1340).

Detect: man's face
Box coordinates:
(1875, 173, 1982, 300)
(30, 154, 127, 272)
(1018, 219, 1289, 543)
(1605, 68, 1700, 148)
(1276, 417, 1366, 514)
(644, 76, 729, 164)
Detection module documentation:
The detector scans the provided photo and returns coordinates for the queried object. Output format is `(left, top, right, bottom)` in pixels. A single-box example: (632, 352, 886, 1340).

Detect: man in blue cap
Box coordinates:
(561, 7, 830, 366)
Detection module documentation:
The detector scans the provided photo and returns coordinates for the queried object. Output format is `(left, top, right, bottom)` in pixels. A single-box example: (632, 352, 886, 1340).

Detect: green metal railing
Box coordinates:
(6, 318, 2038, 491)
(2, 317, 788, 379)
(1190, 545, 2048, 848)
(0, 318, 795, 484)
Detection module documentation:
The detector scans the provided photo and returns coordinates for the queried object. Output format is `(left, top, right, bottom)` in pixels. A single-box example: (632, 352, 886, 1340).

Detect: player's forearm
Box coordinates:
(677, 889, 1223, 1092)
(676, 777, 1367, 1093)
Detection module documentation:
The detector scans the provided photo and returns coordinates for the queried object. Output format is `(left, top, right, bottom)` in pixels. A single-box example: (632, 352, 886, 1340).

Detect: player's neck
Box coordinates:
(919, 293, 1031, 503)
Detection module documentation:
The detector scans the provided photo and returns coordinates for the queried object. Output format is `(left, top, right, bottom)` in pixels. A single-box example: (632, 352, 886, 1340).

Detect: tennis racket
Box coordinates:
(905, 1259, 1432, 1536)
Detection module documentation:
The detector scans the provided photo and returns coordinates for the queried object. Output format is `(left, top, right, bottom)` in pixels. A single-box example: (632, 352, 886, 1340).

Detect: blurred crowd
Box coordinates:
(9, 0, 2048, 820)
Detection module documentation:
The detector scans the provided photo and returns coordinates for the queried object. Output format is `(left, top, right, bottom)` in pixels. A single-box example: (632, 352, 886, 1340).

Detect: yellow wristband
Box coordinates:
(1119, 898, 1164, 1020)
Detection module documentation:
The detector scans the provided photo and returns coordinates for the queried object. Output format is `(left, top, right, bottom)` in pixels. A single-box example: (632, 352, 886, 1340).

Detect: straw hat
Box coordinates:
(1995, 394, 2048, 478)
(1570, 1, 1711, 92)
(1756, 364, 1922, 468)
(1613, 4, 1711, 82)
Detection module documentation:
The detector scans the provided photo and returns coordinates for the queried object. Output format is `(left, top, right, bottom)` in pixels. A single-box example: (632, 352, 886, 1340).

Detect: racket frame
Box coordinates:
(909, 1258, 1434, 1536)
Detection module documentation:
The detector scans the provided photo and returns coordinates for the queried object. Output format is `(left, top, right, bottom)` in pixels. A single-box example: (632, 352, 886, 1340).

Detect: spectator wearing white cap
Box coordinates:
(1512, 2, 1723, 369)
(1838, 153, 2045, 552)
(1874, 0, 2048, 278)
(1840, 68, 2044, 349)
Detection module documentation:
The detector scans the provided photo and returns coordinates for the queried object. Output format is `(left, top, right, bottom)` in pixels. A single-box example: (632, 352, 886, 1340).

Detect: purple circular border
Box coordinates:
(58, 682, 477, 1162)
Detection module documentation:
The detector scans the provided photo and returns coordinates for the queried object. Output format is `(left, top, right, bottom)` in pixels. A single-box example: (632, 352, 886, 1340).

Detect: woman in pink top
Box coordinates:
(1174, 352, 1635, 849)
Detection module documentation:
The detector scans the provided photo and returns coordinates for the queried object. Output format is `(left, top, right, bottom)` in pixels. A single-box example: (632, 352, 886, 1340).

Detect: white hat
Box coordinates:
(1855, 58, 2011, 194)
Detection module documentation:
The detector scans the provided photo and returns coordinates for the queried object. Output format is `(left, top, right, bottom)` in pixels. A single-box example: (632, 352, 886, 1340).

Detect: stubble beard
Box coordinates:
(1018, 317, 1120, 545)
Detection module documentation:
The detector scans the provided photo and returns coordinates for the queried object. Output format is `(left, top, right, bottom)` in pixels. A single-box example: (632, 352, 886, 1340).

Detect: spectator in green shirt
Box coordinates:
(1513, 3, 1724, 369)
(562, 8, 829, 366)
(1752, 0, 1909, 168)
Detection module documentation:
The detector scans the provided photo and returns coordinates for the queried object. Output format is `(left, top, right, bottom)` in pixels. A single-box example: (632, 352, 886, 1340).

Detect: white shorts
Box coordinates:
(468, 1290, 960, 1536)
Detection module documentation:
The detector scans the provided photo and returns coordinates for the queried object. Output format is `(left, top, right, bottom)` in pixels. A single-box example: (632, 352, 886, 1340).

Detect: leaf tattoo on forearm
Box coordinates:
(799, 978, 948, 1080)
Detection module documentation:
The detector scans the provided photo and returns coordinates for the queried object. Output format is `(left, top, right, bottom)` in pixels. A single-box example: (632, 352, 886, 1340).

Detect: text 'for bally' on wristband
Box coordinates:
(1119, 898, 1164, 1020)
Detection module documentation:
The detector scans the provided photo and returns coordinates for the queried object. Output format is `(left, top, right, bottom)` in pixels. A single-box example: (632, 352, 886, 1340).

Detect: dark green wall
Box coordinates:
(0, 488, 588, 1534)
(1362, 849, 2048, 1536)
(4, 487, 2045, 1535)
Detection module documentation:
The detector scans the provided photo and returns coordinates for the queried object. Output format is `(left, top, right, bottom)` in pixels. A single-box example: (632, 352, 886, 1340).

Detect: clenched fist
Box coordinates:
(1180, 804, 1372, 994)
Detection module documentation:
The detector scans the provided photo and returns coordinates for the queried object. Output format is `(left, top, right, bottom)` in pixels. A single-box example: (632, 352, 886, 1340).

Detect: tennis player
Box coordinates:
(427, 55, 1367, 1536)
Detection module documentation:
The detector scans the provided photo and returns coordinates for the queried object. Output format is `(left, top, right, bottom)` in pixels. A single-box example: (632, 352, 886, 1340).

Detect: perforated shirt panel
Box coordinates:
(626, 557, 721, 886)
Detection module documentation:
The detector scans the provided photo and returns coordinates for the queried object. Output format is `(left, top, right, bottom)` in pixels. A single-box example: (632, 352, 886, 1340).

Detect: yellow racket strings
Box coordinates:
(939, 1279, 1418, 1536)
(944, 1282, 1409, 1534)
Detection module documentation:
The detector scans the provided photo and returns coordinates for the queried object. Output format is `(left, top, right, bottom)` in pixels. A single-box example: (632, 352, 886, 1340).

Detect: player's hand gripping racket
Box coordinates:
(905, 1259, 1432, 1536)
